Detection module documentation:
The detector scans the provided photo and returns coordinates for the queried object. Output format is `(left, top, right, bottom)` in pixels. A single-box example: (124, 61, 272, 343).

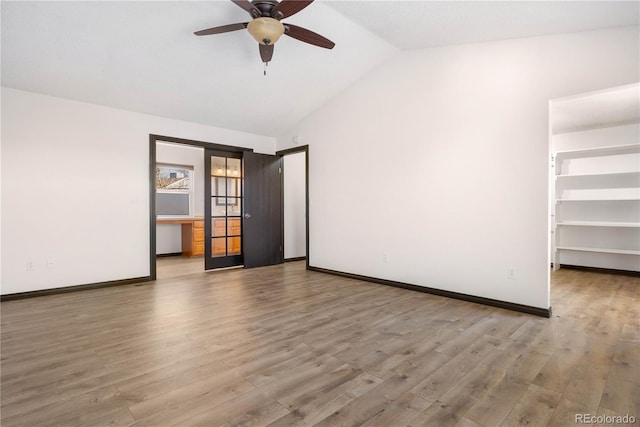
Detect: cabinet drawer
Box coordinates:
(193, 220, 204, 228)
(193, 227, 204, 242)
(192, 241, 204, 256)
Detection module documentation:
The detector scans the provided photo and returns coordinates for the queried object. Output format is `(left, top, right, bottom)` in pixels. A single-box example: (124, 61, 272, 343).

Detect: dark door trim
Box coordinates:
(276, 145, 309, 270)
(149, 134, 253, 280)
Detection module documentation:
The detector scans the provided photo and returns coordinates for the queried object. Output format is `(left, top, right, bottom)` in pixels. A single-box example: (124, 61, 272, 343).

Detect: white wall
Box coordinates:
(283, 151, 306, 259)
(277, 26, 639, 310)
(1, 88, 275, 294)
(155, 142, 204, 255)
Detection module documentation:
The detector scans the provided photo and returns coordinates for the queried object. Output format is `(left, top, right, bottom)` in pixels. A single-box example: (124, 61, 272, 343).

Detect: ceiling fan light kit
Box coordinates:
(195, 0, 334, 71)
(247, 17, 284, 45)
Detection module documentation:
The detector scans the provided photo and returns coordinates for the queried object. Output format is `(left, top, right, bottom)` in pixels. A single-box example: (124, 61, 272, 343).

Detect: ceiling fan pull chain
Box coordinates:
(264, 61, 268, 76)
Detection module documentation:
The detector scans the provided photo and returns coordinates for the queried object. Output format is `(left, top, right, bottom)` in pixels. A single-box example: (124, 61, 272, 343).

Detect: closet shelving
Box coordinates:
(554, 143, 640, 159)
(551, 134, 640, 272)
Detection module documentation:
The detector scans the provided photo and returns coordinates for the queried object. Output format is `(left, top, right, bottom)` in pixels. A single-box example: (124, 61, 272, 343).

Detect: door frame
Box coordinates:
(149, 134, 252, 280)
(276, 145, 310, 269)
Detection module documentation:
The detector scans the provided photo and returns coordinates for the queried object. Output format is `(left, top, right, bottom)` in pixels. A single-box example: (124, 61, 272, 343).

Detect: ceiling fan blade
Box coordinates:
(260, 43, 274, 63)
(231, 0, 261, 18)
(194, 22, 248, 36)
(272, 0, 313, 20)
(284, 23, 335, 49)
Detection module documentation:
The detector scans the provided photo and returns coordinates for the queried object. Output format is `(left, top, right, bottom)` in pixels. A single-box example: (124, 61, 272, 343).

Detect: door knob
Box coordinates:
(244, 213, 251, 218)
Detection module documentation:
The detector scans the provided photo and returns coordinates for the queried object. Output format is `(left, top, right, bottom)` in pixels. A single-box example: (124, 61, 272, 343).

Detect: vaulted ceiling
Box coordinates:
(2, 1, 638, 137)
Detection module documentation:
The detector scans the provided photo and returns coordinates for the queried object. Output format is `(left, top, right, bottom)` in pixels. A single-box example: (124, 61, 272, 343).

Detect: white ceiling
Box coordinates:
(328, 1, 640, 50)
(551, 83, 640, 134)
(2, 1, 638, 137)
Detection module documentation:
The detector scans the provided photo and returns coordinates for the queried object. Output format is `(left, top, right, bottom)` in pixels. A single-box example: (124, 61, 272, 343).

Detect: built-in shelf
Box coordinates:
(554, 143, 640, 160)
(555, 171, 640, 179)
(556, 246, 640, 256)
(557, 197, 640, 202)
(556, 221, 640, 228)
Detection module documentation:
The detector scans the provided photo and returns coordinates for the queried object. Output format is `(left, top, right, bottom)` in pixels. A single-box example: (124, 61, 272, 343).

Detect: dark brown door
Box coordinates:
(243, 152, 283, 268)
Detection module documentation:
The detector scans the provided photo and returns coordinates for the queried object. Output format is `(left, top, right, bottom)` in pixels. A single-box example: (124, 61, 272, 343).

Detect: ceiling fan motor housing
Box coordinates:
(252, 0, 282, 18)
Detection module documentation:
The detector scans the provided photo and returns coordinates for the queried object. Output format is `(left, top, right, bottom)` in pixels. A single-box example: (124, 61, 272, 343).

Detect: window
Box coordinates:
(156, 164, 194, 217)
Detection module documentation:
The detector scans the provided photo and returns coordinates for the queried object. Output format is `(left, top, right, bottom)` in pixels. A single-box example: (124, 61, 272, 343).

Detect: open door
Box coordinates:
(204, 149, 244, 269)
(243, 152, 283, 268)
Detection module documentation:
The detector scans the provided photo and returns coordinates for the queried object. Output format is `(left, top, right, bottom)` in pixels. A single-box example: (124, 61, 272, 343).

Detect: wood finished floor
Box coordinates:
(1, 259, 638, 427)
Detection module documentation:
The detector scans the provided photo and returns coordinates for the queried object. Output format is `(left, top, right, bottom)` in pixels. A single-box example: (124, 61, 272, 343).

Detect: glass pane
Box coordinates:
(208, 155, 243, 263)
(227, 178, 240, 197)
(227, 198, 241, 217)
(211, 198, 226, 216)
(212, 237, 226, 257)
(212, 177, 225, 197)
(227, 158, 241, 178)
(157, 165, 192, 190)
(212, 177, 240, 198)
(212, 218, 226, 237)
(211, 157, 226, 177)
(227, 237, 241, 255)
(228, 218, 241, 236)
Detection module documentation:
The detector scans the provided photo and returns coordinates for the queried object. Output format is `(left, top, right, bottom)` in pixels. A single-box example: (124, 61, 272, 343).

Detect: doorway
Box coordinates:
(150, 135, 308, 279)
(149, 135, 252, 280)
(277, 145, 309, 266)
(548, 84, 640, 277)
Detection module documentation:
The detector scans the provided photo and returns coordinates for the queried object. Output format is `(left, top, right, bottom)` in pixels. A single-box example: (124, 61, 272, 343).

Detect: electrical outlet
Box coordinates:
(26, 260, 34, 271)
(383, 252, 389, 263)
(47, 259, 55, 269)
(507, 268, 516, 280)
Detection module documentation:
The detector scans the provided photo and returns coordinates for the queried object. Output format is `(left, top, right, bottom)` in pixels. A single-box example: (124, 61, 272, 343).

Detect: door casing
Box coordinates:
(276, 145, 310, 269)
(149, 134, 251, 279)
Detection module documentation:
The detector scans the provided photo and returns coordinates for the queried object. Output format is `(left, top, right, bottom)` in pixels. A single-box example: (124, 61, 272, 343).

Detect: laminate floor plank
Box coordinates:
(562, 352, 610, 413)
(1, 384, 125, 427)
(269, 372, 383, 426)
(531, 347, 585, 393)
(169, 354, 348, 427)
(433, 362, 504, 417)
(2, 260, 638, 426)
(312, 350, 451, 426)
(412, 335, 501, 402)
(464, 373, 530, 426)
(599, 351, 640, 415)
(547, 397, 593, 427)
(499, 384, 563, 427)
(360, 391, 432, 427)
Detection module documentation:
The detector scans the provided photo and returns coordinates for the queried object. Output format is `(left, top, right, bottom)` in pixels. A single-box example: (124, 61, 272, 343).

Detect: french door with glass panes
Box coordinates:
(204, 150, 243, 269)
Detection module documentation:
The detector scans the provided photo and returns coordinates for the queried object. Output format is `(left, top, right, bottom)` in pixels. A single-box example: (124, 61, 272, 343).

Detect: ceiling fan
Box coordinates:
(194, 0, 335, 65)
